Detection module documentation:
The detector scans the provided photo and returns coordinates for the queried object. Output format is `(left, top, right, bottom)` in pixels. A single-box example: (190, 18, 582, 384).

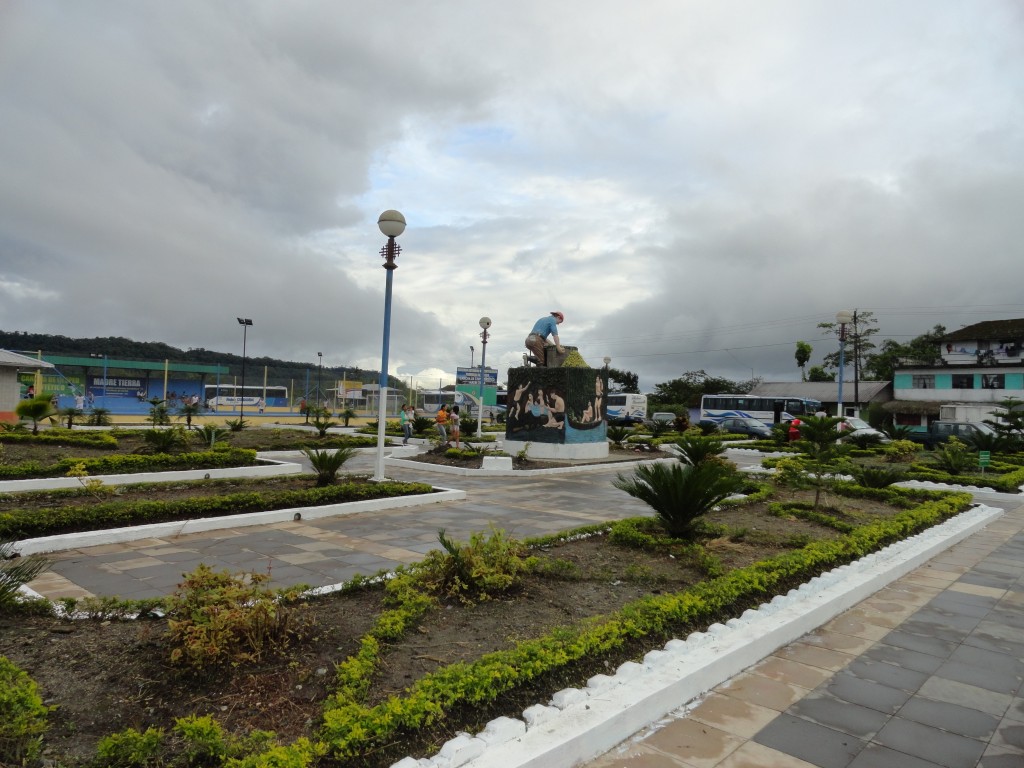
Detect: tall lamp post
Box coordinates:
(317, 352, 323, 410)
(237, 318, 253, 420)
(374, 210, 406, 481)
(476, 317, 491, 439)
(470, 346, 474, 369)
(835, 310, 853, 420)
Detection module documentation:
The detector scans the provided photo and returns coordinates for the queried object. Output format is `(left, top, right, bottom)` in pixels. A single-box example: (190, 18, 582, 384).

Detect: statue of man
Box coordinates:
(524, 311, 564, 367)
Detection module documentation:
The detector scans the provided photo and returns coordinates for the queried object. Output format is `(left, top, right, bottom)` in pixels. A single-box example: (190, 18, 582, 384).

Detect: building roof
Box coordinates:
(0, 349, 56, 369)
(749, 381, 892, 403)
(942, 319, 1024, 343)
(40, 355, 228, 374)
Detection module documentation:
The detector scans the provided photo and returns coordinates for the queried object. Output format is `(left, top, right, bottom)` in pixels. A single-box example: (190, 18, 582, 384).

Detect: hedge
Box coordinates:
(0, 448, 259, 480)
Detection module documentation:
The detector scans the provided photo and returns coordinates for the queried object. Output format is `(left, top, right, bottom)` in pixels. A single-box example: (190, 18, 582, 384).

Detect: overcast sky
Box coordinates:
(2, 1, 1023, 391)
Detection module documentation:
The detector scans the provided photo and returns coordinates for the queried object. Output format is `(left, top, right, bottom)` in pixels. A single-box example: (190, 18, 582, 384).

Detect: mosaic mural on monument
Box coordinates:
(506, 346, 608, 445)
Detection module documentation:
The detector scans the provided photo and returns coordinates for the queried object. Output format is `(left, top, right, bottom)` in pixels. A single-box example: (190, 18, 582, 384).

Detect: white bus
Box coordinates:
(204, 384, 289, 409)
(606, 393, 648, 425)
(700, 394, 822, 426)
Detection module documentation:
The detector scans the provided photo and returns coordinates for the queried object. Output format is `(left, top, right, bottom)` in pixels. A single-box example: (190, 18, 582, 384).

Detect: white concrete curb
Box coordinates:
(13, 486, 466, 556)
(394, 503, 1003, 768)
(0, 457, 304, 493)
(385, 456, 674, 477)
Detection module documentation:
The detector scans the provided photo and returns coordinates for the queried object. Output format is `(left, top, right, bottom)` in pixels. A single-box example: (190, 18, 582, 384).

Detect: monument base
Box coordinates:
(503, 439, 609, 460)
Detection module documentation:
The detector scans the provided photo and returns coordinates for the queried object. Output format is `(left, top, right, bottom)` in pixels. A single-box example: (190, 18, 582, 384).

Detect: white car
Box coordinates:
(839, 417, 890, 443)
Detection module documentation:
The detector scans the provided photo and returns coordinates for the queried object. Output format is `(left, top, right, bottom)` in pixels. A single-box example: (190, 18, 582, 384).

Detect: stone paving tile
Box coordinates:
(915, 677, 1014, 719)
(878, 628, 959, 659)
(754, 714, 866, 768)
(772, 641, 855, 672)
(718, 673, 810, 713)
(860, 643, 946, 675)
(713, 741, 821, 768)
(788, 691, 890, 739)
(896, 695, 1000, 740)
(688, 692, 781, 740)
(749, 656, 834, 691)
(843, 656, 930, 693)
(871, 717, 987, 768)
(642, 718, 745, 768)
(847, 743, 947, 768)
(820, 670, 912, 716)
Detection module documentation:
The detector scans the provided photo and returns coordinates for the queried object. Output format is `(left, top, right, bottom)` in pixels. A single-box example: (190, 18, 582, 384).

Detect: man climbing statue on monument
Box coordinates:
(524, 311, 564, 367)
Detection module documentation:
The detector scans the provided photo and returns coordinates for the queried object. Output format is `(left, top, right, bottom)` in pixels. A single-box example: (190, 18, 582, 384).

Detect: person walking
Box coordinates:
(435, 404, 449, 445)
(450, 405, 461, 449)
(524, 311, 565, 367)
(400, 405, 414, 445)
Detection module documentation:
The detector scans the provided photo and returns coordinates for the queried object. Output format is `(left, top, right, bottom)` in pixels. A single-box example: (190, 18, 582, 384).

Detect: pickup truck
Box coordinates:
(907, 421, 997, 449)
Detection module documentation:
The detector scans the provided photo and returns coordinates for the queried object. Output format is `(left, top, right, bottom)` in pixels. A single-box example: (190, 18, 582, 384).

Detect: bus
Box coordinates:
(699, 394, 822, 426)
(204, 384, 289, 409)
(418, 389, 508, 419)
(606, 393, 648, 425)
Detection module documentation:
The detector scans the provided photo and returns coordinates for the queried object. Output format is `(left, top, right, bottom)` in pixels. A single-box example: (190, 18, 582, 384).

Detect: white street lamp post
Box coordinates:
(476, 317, 491, 439)
(374, 210, 406, 481)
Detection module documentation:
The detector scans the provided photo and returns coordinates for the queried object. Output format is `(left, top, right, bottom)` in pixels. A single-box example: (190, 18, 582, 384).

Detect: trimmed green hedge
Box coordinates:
(904, 461, 1024, 493)
(0, 448, 259, 480)
(0, 430, 118, 449)
(0, 480, 434, 540)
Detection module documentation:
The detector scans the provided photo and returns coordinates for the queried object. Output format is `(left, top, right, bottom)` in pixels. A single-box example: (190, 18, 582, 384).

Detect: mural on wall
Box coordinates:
(506, 365, 607, 444)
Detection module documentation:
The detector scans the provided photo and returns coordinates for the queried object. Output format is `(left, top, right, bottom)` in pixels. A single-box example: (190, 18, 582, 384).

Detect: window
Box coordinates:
(982, 374, 1005, 389)
(911, 375, 935, 389)
(952, 374, 974, 389)
(895, 413, 921, 426)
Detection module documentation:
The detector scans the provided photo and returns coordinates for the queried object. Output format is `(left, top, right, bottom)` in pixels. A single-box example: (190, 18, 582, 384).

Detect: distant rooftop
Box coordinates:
(943, 319, 1024, 343)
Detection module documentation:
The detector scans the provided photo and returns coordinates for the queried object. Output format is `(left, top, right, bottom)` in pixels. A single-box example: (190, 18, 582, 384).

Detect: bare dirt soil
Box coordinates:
(0, 476, 915, 767)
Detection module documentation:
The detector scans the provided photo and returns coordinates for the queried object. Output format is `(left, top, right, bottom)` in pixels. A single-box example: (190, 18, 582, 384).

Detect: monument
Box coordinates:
(504, 345, 609, 460)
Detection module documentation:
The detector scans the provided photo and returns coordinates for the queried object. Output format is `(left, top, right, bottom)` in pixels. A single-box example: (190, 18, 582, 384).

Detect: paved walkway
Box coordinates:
(21, 449, 1024, 767)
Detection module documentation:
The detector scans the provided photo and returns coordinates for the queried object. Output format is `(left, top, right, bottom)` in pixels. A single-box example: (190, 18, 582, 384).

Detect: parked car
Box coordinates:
(838, 417, 891, 443)
(906, 420, 997, 449)
(715, 416, 773, 438)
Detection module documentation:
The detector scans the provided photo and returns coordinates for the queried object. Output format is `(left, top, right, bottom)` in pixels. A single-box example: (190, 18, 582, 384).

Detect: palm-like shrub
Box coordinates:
(613, 461, 744, 539)
(224, 418, 248, 432)
(14, 396, 56, 435)
(143, 426, 188, 454)
(195, 425, 231, 449)
(86, 407, 112, 426)
(176, 401, 202, 429)
(412, 416, 434, 436)
(338, 408, 358, 427)
(930, 437, 974, 474)
(849, 465, 906, 488)
(647, 420, 673, 439)
(673, 434, 726, 466)
(302, 446, 358, 486)
(0, 541, 50, 610)
(58, 407, 82, 429)
(846, 432, 883, 449)
(310, 412, 338, 438)
(964, 430, 1006, 453)
(147, 398, 171, 426)
(791, 415, 849, 510)
(606, 425, 630, 446)
(883, 424, 914, 440)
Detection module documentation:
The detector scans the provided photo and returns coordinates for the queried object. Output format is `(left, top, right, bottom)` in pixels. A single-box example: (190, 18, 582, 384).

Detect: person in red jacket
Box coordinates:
(788, 418, 802, 442)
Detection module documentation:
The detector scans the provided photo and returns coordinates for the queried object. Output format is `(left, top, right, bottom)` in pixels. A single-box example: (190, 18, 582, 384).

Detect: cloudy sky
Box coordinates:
(2, 1, 1023, 391)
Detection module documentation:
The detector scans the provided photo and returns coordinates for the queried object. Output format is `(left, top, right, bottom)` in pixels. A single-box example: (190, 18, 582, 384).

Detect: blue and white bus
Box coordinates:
(700, 394, 821, 426)
(606, 393, 648, 425)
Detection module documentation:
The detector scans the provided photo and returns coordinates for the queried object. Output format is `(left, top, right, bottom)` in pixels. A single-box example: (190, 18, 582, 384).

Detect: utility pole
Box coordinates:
(853, 309, 860, 413)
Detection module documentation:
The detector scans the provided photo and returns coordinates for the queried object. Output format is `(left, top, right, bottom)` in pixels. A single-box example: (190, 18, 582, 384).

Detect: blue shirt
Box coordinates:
(530, 316, 558, 339)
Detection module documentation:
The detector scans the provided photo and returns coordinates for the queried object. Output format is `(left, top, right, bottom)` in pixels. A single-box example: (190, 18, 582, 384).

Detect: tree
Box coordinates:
(794, 341, 813, 381)
(607, 368, 639, 393)
(863, 325, 946, 381)
(651, 370, 744, 408)
(807, 365, 834, 382)
(817, 310, 878, 380)
(791, 415, 850, 510)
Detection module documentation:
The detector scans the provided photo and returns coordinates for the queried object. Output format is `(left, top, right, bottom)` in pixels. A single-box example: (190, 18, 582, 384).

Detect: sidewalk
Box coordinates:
(582, 497, 1024, 768)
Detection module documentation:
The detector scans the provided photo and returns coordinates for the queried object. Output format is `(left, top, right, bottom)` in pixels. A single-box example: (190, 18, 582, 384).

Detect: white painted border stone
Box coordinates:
(389, 503, 1003, 768)
(386, 456, 673, 477)
(0, 457, 303, 493)
(13, 486, 465, 555)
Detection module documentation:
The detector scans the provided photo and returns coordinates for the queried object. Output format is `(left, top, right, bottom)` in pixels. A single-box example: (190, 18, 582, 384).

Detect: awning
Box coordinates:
(881, 400, 942, 415)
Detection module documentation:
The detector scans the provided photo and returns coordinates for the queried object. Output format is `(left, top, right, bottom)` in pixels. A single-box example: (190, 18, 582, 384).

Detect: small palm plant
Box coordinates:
(58, 406, 83, 429)
(15, 396, 56, 435)
(791, 415, 850, 510)
(302, 446, 358, 486)
(673, 434, 726, 466)
(0, 541, 50, 609)
(607, 425, 630, 447)
(930, 436, 974, 474)
(176, 401, 202, 430)
(86, 407, 112, 426)
(146, 398, 171, 426)
(613, 461, 744, 539)
(195, 424, 231, 449)
(338, 408, 357, 427)
(310, 410, 338, 438)
(143, 426, 188, 454)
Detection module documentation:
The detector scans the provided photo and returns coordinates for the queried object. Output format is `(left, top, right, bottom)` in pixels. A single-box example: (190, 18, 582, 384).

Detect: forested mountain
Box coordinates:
(0, 330, 394, 388)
